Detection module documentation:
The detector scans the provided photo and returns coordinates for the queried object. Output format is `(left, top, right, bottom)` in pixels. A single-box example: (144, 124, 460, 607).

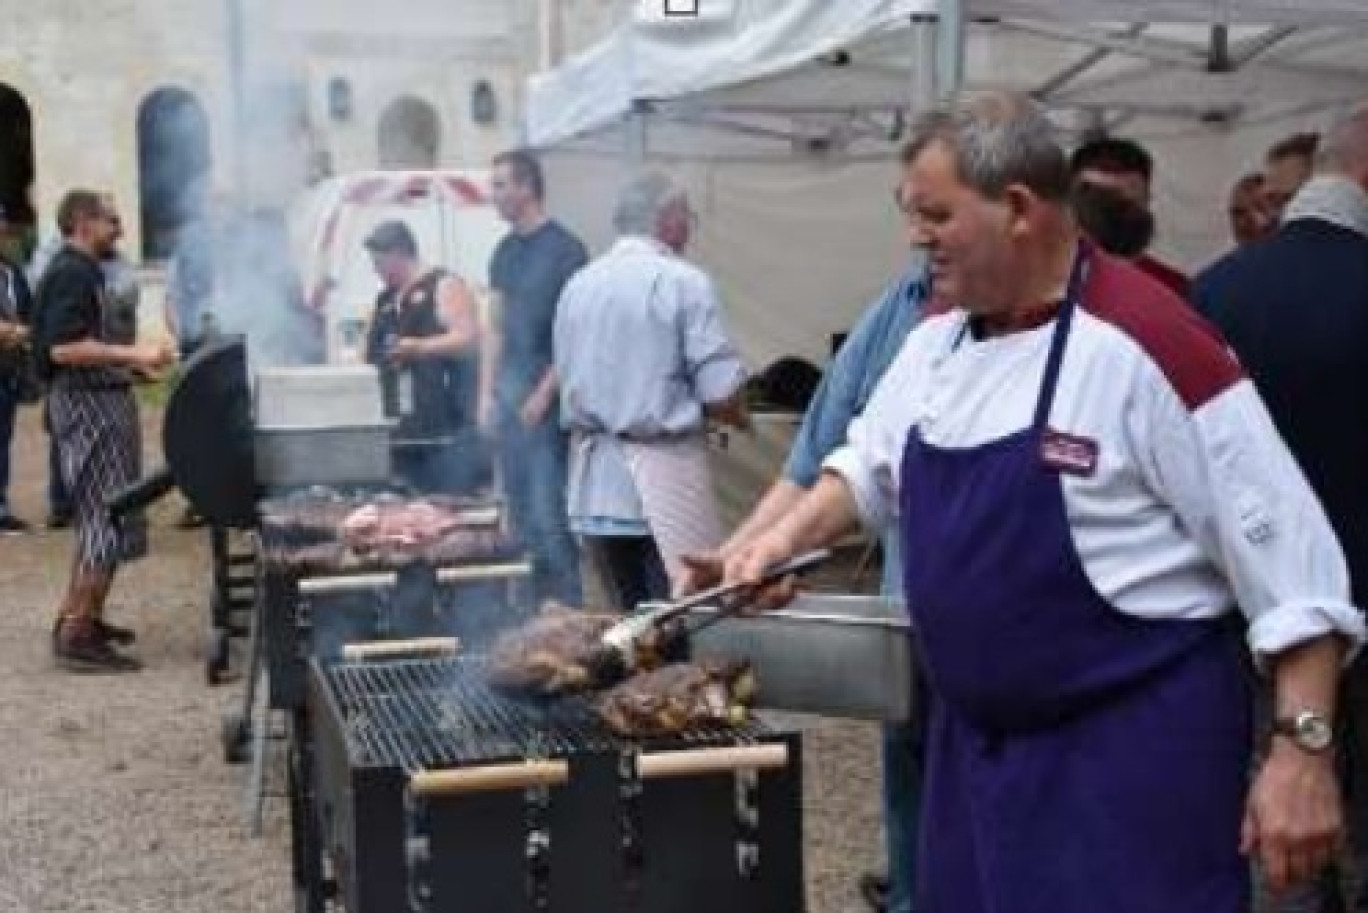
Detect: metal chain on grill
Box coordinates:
(618, 748, 646, 902)
(523, 732, 553, 912)
(733, 765, 763, 879)
(371, 585, 395, 638)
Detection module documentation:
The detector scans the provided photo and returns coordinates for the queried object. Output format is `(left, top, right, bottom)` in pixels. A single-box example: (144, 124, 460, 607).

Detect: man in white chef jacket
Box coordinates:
(725, 92, 1363, 913)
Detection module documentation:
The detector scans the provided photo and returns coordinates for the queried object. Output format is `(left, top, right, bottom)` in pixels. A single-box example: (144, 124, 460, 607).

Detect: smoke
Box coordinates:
(133, 0, 323, 369)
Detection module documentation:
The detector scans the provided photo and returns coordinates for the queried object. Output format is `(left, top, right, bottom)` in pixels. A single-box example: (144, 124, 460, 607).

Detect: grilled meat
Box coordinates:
(259, 491, 511, 571)
(595, 661, 756, 737)
(486, 604, 623, 694)
(261, 526, 513, 573)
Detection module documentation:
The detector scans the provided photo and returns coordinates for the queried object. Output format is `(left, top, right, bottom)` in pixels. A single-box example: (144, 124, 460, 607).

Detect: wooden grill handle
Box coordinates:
(451, 507, 501, 527)
(435, 561, 533, 584)
(637, 743, 789, 780)
(340, 637, 461, 662)
(410, 760, 570, 797)
(298, 572, 398, 595)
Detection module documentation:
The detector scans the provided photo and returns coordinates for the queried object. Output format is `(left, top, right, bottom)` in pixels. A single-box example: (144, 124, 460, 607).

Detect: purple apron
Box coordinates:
(899, 249, 1252, 913)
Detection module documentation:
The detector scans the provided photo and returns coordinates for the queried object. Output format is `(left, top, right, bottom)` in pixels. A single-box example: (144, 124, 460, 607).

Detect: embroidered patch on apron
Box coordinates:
(1039, 429, 1099, 477)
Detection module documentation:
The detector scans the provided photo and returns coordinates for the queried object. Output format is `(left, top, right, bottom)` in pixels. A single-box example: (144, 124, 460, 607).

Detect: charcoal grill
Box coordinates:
(295, 653, 804, 913)
(230, 499, 533, 835)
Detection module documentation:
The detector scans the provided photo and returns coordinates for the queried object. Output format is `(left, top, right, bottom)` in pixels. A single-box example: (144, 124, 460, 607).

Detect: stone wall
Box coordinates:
(0, 0, 534, 259)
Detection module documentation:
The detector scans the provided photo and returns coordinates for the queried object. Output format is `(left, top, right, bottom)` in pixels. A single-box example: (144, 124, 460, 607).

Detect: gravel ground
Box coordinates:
(0, 405, 884, 913)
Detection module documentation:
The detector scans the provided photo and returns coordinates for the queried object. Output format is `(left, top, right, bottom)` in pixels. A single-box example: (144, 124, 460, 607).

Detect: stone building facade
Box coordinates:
(0, 0, 538, 262)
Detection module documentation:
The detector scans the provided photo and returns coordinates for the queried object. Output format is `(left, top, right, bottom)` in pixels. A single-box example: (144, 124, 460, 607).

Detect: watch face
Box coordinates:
(1296, 712, 1334, 752)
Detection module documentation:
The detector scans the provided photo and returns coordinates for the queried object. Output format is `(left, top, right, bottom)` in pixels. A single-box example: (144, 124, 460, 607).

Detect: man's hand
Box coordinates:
(678, 552, 726, 596)
(720, 532, 802, 614)
(519, 387, 553, 429)
(1242, 738, 1343, 894)
(133, 342, 177, 373)
(389, 337, 427, 363)
(0, 321, 27, 348)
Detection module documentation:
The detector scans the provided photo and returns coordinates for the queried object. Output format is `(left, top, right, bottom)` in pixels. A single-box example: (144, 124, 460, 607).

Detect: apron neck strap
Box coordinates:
(1031, 243, 1091, 432)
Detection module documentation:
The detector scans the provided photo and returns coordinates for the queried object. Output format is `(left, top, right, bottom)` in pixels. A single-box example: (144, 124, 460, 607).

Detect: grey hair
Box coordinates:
(1319, 102, 1368, 174)
(901, 92, 1072, 202)
(613, 171, 689, 236)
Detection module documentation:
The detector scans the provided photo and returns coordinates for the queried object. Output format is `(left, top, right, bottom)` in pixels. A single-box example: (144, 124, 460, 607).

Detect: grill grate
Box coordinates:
(325, 657, 771, 773)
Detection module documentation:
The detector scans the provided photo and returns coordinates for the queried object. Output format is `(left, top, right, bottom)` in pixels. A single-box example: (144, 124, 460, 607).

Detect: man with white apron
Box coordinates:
(726, 93, 1362, 911)
(555, 172, 748, 608)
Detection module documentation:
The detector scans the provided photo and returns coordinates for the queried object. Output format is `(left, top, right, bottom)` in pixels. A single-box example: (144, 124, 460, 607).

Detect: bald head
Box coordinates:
(1320, 104, 1368, 184)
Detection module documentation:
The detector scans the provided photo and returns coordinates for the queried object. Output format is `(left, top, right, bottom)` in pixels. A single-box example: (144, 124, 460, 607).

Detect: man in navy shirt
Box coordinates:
(1194, 103, 1368, 913)
(484, 150, 588, 607)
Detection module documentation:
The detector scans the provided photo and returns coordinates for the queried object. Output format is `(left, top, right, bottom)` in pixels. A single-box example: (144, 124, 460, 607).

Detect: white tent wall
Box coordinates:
(529, 1, 1368, 364)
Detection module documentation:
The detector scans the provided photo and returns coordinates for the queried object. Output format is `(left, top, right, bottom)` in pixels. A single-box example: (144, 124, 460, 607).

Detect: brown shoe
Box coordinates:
(95, 619, 137, 646)
(55, 622, 142, 674)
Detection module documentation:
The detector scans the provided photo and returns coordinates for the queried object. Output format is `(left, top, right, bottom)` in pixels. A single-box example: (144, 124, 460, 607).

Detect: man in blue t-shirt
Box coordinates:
(683, 249, 928, 913)
(483, 150, 588, 607)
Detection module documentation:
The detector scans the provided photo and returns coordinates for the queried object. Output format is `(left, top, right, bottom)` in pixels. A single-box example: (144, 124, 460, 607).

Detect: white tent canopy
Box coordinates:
(524, 0, 1368, 368)
(527, 0, 1368, 150)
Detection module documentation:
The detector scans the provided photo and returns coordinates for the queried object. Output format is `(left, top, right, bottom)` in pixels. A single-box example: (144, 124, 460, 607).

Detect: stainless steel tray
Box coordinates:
(683, 593, 915, 724)
(254, 424, 392, 487)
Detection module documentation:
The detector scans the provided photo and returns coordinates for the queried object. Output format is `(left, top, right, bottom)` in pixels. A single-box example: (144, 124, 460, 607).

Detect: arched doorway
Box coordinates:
(137, 87, 212, 261)
(378, 96, 440, 170)
(0, 84, 36, 264)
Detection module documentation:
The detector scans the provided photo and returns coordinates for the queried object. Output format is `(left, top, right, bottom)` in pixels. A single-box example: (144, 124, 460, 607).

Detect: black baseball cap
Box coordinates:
(363, 220, 418, 257)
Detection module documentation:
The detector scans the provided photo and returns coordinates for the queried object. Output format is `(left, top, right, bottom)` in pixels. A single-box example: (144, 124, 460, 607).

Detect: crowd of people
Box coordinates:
(2, 91, 1366, 912)
(353, 151, 753, 615)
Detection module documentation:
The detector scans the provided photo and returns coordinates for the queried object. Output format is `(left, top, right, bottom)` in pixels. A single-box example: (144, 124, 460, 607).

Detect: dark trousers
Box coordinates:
(882, 716, 925, 913)
(0, 384, 16, 514)
(497, 413, 581, 607)
(583, 535, 670, 612)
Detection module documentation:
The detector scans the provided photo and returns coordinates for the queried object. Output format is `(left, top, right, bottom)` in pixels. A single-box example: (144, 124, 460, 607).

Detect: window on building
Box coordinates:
(378, 96, 441, 170)
(137, 87, 212, 261)
(0, 84, 36, 264)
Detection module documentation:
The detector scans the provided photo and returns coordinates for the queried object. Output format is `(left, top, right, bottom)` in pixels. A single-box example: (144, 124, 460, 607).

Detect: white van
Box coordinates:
(288, 170, 506, 363)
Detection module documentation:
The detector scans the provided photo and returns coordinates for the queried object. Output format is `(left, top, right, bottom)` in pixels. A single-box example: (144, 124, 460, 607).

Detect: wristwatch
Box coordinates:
(1272, 710, 1334, 754)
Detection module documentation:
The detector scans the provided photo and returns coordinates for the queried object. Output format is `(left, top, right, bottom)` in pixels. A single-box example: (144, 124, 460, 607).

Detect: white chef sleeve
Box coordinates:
(821, 368, 908, 532)
(1129, 368, 1363, 663)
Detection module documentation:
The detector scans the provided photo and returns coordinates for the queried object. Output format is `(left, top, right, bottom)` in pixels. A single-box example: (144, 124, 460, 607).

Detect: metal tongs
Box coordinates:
(589, 549, 832, 682)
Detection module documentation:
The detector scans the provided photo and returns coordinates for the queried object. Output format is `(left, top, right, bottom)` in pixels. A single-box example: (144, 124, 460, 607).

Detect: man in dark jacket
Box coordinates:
(1070, 136, 1189, 297)
(0, 205, 36, 533)
(1194, 102, 1368, 913)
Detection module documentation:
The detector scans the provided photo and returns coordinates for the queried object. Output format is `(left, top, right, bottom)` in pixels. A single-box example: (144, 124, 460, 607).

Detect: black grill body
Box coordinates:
(302, 657, 805, 913)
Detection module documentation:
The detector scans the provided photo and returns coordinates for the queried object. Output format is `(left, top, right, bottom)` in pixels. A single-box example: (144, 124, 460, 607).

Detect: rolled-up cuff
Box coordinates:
(822, 445, 889, 531)
(1246, 599, 1365, 669)
(694, 359, 746, 405)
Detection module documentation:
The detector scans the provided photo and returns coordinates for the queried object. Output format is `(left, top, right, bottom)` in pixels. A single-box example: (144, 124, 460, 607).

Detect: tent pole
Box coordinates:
(624, 101, 649, 175)
(935, 0, 965, 99)
(911, 14, 939, 114)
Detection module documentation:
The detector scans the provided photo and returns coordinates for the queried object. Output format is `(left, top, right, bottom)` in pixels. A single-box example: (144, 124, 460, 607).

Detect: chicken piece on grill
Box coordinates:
(595, 661, 756, 738)
(486, 603, 627, 695)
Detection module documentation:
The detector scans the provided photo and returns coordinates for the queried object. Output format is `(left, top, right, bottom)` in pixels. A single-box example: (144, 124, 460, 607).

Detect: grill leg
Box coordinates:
(242, 684, 270, 836)
(289, 711, 327, 913)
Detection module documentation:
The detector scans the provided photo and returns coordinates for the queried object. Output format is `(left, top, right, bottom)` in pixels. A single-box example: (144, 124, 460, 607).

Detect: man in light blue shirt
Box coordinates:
(555, 172, 749, 609)
(684, 256, 927, 913)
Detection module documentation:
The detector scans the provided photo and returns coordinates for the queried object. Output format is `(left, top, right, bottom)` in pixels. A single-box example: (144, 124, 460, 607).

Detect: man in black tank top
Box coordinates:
(363, 221, 488, 494)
